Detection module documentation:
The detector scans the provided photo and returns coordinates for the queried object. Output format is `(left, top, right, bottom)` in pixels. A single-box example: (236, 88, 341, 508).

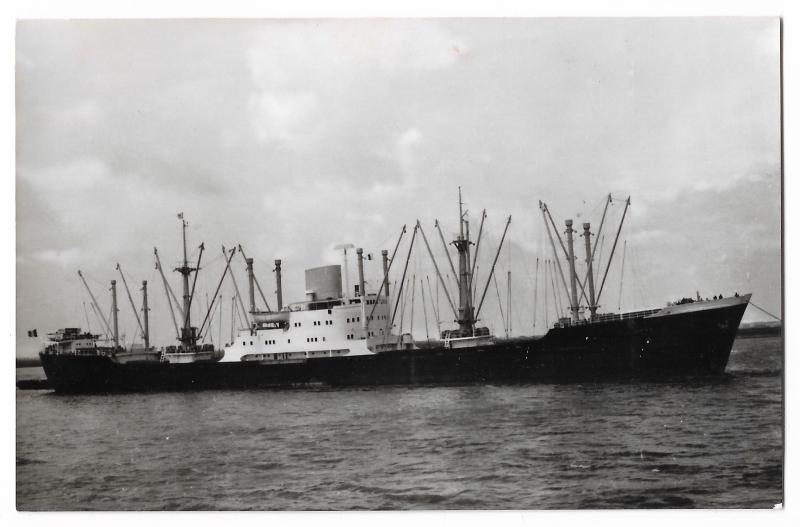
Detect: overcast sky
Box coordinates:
(16, 18, 781, 357)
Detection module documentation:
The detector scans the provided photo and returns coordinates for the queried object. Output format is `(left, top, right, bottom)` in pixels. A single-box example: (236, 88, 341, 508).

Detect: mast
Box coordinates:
(564, 219, 579, 322)
(452, 187, 475, 334)
(174, 213, 200, 346)
(274, 259, 283, 311)
(141, 280, 150, 349)
(582, 222, 598, 319)
(180, 214, 190, 325)
(110, 279, 119, 348)
(246, 257, 256, 314)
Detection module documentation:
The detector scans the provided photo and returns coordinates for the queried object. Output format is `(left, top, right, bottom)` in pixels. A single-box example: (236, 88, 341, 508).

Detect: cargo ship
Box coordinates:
(38, 192, 751, 393)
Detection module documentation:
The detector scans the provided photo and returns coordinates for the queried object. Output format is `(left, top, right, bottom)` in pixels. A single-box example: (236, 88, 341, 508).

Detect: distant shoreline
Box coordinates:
(16, 358, 41, 368)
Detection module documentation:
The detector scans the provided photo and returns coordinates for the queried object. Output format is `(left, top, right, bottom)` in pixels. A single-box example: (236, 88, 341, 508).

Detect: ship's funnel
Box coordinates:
(305, 265, 343, 301)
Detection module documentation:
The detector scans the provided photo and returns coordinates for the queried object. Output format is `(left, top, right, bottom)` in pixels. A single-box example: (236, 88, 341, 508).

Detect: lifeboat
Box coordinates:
(252, 310, 291, 325)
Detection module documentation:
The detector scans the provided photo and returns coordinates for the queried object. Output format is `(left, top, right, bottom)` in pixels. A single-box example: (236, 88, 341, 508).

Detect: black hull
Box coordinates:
(39, 300, 748, 393)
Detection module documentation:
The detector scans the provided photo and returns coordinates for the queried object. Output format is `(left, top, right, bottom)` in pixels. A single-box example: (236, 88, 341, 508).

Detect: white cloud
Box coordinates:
(397, 128, 422, 150)
(32, 248, 83, 268)
(19, 158, 111, 194)
(244, 20, 465, 146)
(248, 90, 319, 143)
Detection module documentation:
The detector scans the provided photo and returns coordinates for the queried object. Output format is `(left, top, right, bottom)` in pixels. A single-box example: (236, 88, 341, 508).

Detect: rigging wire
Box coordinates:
(492, 271, 506, 337)
(532, 257, 539, 332)
(90, 301, 109, 340)
(749, 301, 781, 321)
(420, 276, 431, 342)
(617, 240, 627, 311)
(550, 259, 564, 315)
(425, 276, 440, 337)
(630, 244, 649, 308)
(82, 302, 92, 333)
(548, 259, 561, 321)
(543, 258, 550, 328)
(409, 272, 416, 339)
(506, 235, 512, 337)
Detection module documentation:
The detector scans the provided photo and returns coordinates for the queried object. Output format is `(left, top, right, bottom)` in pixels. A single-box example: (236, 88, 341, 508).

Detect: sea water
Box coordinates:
(16, 335, 782, 510)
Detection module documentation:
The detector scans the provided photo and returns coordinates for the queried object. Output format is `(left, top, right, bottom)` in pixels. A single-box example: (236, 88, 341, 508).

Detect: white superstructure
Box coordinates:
(222, 263, 409, 363)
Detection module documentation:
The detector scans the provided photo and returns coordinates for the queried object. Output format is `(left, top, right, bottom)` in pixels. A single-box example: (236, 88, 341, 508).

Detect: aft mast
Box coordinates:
(452, 187, 476, 335)
(176, 212, 199, 347)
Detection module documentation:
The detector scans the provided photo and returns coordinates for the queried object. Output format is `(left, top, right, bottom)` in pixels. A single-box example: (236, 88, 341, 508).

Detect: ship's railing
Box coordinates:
(554, 308, 661, 328)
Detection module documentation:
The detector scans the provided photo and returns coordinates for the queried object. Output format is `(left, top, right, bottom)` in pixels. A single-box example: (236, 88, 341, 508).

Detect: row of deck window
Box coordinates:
(294, 317, 369, 327)
(306, 337, 327, 343)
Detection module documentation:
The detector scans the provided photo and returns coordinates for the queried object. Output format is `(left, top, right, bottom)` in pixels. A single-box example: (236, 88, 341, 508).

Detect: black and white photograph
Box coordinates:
(13, 11, 785, 513)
